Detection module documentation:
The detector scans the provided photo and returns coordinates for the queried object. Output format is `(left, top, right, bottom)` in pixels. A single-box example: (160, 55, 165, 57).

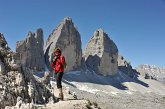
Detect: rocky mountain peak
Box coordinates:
(136, 64, 165, 83)
(46, 17, 74, 48)
(93, 28, 106, 38)
(84, 29, 118, 76)
(16, 28, 45, 71)
(63, 17, 73, 24)
(45, 17, 82, 72)
(137, 64, 165, 74)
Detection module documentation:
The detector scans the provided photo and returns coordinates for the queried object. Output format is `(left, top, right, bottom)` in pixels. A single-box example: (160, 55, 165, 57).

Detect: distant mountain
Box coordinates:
(136, 64, 165, 83)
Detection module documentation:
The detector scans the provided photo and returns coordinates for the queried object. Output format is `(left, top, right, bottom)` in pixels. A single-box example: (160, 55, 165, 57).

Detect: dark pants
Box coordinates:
(54, 72, 64, 88)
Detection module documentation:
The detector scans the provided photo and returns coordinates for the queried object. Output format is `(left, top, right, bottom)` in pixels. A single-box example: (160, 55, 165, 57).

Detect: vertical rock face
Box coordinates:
(0, 33, 9, 75)
(16, 28, 45, 71)
(84, 29, 118, 76)
(0, 59, 5, 75)
(45, 17, 82, 72)
(0, 33, 24, 107)
(0, 33, 9, 49)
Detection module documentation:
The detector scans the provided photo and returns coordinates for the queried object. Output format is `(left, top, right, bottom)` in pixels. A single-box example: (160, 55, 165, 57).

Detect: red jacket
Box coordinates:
(51, 55, 65, 73)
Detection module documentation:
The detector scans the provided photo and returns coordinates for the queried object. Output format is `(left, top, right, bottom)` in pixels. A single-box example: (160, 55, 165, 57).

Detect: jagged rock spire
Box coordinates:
(16, 28, 45, 71)
(45, 17, 82, 72)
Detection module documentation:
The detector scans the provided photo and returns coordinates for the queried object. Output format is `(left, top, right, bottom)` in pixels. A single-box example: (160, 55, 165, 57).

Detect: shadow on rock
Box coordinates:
(63, 69, 149, 90)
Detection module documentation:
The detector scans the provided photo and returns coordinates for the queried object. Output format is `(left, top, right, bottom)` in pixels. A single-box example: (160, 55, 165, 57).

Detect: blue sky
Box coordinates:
(0, 0, 165, 68)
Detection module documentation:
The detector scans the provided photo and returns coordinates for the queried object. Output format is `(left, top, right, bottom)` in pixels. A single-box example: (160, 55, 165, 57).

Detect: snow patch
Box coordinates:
(125, 91, 133, 95)
(77, 84, 99, 94)
(101, 90, 109, 94)
(147, 91, 152, 93)
(71, 83, 99, 94)
(110, 92, 118, 95)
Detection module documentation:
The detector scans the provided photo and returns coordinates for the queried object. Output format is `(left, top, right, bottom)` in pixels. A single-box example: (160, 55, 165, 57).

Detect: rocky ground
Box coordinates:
(2, 69, 165, 109)
(60, 70, 165, 109)
(15, 70, 164, 109)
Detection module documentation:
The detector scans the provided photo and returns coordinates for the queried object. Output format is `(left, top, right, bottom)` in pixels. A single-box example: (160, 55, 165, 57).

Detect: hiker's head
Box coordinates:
(54, 48, 61, 56)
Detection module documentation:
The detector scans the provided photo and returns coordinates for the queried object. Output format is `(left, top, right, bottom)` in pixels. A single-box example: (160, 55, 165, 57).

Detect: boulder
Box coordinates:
(43, 71, 50, 85)
(16, 73, 25, 86)
(84, 29, 118, 76)
(45, 17, 82, 72)
(16, 28, 45, 71)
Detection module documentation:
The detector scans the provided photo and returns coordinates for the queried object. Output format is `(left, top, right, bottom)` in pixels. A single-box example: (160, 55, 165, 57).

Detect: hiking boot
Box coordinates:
(58, 93, 64, 101)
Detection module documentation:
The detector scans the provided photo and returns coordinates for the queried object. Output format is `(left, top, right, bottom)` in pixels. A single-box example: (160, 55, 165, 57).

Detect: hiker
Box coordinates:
(51, 48, 65, 100)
